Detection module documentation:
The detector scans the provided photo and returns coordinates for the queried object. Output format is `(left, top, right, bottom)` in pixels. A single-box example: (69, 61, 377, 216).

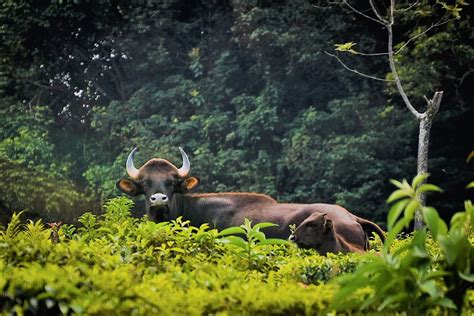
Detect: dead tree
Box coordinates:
(327, 0, 452, 229)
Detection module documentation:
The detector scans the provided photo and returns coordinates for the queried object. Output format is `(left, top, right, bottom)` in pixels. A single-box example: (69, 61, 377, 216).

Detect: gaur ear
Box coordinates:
(324, 219, 333, 233)
(181, 176, 200, 191)
(116, 179, 143, 196)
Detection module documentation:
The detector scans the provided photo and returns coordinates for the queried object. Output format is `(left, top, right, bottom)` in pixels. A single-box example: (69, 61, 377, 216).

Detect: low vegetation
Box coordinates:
(0, 177, 472, 315)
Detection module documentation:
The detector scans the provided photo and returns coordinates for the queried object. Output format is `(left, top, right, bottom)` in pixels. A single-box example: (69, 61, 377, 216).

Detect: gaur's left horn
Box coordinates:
(177, 146, 190, 177)
(126, 147, 140, 179)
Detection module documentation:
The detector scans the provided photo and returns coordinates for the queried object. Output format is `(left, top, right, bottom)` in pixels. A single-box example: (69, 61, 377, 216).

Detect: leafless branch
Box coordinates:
(312, 1, 337, 9)
(394, 17, 457, 55)
(354, 51, 388, 56)
(342, 0, 386, 25)
(346, 15, 456, 57)
(386, 6, 423, 119)
(369, 0, 389, 24)
(395, 1, 418, 12)
(324, 51, 392, 82)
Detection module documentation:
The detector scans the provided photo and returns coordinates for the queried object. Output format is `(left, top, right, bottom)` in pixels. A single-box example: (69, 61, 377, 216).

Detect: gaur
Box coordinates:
(289, 212, 385, 254)
(117, 147, 385, 244)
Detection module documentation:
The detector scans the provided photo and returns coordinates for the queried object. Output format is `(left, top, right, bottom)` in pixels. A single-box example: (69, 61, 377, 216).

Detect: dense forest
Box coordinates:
(1, 0, 473, 226)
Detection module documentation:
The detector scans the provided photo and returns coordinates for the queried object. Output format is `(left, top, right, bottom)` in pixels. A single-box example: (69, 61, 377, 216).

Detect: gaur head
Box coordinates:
(289, 213, 334, 253)
(116, 147, 199, 220)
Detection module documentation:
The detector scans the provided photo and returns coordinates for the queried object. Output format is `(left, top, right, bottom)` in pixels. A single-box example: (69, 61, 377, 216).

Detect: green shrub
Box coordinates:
(0, 187, 472, 315)
(333, 174, 473, 314)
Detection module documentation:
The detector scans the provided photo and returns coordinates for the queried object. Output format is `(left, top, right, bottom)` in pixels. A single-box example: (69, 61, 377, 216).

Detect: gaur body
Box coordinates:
(289, 212, 385, 254)
(117, 147, 385, 247)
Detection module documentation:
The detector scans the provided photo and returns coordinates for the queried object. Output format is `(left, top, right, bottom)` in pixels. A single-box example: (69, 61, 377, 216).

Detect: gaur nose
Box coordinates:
(149, 193, 168, 205)
(289, 234, 297, 242)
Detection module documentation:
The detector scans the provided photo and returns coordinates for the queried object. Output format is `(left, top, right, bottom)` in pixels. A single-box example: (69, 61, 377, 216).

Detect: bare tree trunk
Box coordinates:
(414, 92, 442, 228)
(335, 0, 446, 229)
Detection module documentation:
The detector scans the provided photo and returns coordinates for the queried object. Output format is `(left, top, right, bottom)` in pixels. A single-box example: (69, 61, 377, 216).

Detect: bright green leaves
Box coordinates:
(422, 207, 447, 241)
(217, 219, 287, 270)
(438, 1, 467, 19)
(334, 42, 358, 54)
(384, 174, 451, 256)
(385, 174, 442, 252)
(334, 175, 473, 313)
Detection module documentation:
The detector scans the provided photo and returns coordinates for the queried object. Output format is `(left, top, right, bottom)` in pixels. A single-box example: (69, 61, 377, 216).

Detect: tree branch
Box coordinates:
(324, 51, 393, 82)
(385, 4, 423, 120)
(394, 17, 457, 55)
(395, 1, 418, 12)
(369, 0, 389, 24)
(426, 91, 443, 118)
(342, 0, 386, 25)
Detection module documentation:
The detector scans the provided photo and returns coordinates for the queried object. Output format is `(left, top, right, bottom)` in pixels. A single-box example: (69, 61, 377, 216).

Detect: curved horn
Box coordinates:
(177, 146, 190, 177)
(126, 147, 140, 179)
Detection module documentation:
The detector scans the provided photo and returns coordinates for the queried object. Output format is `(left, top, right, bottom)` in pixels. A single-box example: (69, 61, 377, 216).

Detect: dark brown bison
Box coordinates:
(289, 212, 385, 254)
(117, 147, 385, 243)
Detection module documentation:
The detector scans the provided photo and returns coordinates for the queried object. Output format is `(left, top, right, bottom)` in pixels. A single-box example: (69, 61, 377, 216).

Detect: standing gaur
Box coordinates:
(117, 147, 385, 253)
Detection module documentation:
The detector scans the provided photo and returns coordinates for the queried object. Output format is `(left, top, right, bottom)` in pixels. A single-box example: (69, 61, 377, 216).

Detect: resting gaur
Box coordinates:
(289, 212, 385, 254)
(117, 147, 385, 246)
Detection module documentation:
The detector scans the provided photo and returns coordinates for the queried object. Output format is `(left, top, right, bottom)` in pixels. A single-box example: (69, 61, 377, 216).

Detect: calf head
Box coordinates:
(289, 213, 334, 253)
(116, 147, 199, 220)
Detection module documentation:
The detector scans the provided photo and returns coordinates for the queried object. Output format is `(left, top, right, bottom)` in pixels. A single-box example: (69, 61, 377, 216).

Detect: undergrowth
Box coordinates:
(0, 176, 473, 315)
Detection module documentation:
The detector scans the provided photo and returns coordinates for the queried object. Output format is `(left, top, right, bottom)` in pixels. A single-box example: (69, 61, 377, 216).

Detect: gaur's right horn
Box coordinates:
(126, 147, 140, 179)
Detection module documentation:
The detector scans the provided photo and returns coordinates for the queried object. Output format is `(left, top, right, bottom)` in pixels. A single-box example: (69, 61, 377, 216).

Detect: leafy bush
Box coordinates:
(0, 186, 472, 315)
(333, 174, 473, 314)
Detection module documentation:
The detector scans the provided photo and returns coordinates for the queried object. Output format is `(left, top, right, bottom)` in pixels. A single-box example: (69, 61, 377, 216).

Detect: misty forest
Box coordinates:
(0, 0, 473, 314)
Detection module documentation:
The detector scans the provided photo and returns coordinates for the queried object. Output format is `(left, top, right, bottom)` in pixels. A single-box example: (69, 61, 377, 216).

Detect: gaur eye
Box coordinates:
(165, 180, 176, 187)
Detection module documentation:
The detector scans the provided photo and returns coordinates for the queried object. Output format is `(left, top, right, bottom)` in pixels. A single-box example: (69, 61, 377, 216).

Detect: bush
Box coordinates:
(0, 187, 472, 314)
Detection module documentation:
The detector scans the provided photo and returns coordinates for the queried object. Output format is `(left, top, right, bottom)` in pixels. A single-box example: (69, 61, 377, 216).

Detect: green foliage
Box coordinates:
(218, 219, 287, 270)
(1, 195, 472, 314)
(0, 157, 96, 224)
(333, 176, 474, 314)
(0, 197, 337, 314)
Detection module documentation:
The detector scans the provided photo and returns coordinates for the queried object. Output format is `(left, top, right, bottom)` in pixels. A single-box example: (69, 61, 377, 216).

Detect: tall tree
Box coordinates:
(328, 0, 469, 228)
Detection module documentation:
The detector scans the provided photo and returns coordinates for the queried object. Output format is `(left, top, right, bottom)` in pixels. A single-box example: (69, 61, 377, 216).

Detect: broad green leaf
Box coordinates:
(422, 207, 447, 239)
(384, 217, 411, 252)
(170, 247, 185, 253)
(253, 222, 278, 230)
(458, 271, 474, 282)
(438, 236, 458, 265)
(387, 189, 410, 203)
(249, 231, 266, 242)
(450, 212, 466, 229)
(217, 226, 246, 236)
(389, 179, 404, 189)
(467, 182, 474, 189)
(402, 179, 412, 191)
(417, 184, 443, 193)
(387, 199, 409, 230)
(219, 236, 247, 249)
(436, 297, 457, 310)
(420, 280, 441, 298)
(404, 199, 420, 220)
(259, 238, 288, 245)
(411, 173, 429, 189)
(378, 292, 408, 311)
(425, 270, 451, 280)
